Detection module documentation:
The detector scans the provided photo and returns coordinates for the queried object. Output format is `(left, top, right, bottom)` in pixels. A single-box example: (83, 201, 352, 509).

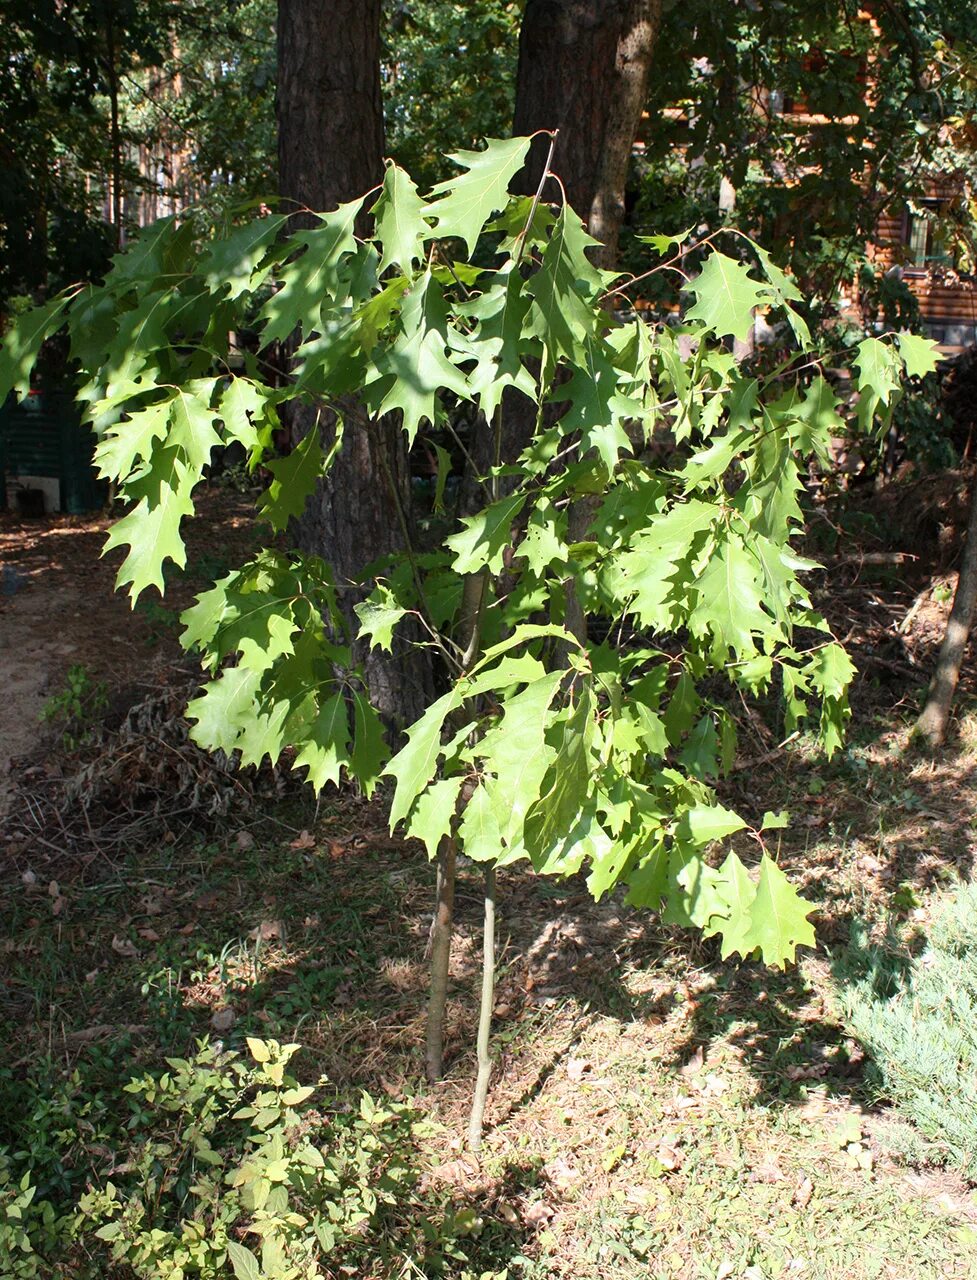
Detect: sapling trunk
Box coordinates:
(917, 469, 977, 747)
(467, 866, 497, 1152)
(426, 837, 456, 1082)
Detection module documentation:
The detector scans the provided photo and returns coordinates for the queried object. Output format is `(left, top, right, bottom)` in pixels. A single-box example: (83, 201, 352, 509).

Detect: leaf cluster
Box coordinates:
(0, 137, 934, 967)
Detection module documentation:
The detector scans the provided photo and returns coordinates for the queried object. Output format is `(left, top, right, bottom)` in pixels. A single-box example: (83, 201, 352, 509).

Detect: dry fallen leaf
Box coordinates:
(138, 926, 161, 942)
(656, 1133, 684, 1171)
(750, 1157, 785, 1184)
(715, 1261, 736, 1280)
(235, 830, 256, 851)
(522, 1201, 554, 1227)
(250, 919, 284, 942)
(110, 934, 139, 958)
(793, 1174, 814, 1208)
(566, 1057, 593, 1083)
(211, 1006, 236, 1032)
(680, 1045, 705, 1076)
(289, 830, 316, 849)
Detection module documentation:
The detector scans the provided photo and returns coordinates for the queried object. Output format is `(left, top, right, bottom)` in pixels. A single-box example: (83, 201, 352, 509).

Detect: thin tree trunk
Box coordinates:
(468, 866, 497, 1152)
(426, 838, 457, 1082)
(105, 7, 124, 249)
(916, 472, 977, 746)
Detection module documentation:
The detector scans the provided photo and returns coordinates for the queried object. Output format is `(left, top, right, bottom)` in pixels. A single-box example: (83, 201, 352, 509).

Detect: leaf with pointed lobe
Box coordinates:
(293, 694, 352, 791)
(897, 331, 940, 381)
(257, 199, 363, 344)
(688, 531, 765, 662)
(683, 252, 770, 342)
(427, 135, 531, 254)
(407, 776, 463, 859)
(721, 856, 816, 967)
(525, 206, 606, 374)
(0, 295, 71, 401)
(199, 214, 288, 299)
(368, 271, 471, 441)
(258, 420, 329, 532)
(372, 162, 429, 274)
(445, 492, 526, 575)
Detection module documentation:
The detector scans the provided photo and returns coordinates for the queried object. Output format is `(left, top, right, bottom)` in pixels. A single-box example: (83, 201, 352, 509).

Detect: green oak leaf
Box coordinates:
(445, 492, 526, 575)
(102, 460, 197, 600)
(355, 586, 409, 652)
(0, 294, 71, 400)
(368, 271, 471, 442)
(407, 776, 463, 859)
(688, 532, 765, 661)
(258, 199, 363, 344)
(293, 693, 352, 791)
(199, 214, 288, 299)
(220, 377, 276, 460)
(683, 252, 770, 342)
(259, 420, 329, 532)
(427, 135, 531, 254)
(897, 331, 940, 380)
(372, 161, 429, 273)
(386, 688, 463, 828)
(674, 803, 746, 846)
(350, 690, 388, 795)
(526, 205, 606, 374)
(459, 781, 504, 862)
(723, 856, 816, 967)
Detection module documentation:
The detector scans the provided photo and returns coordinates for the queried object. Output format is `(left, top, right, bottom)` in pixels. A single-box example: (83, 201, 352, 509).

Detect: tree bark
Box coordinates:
(512, 0, 661, 257)
(276, 0, 430, 727)
(916, 471, 977, 747)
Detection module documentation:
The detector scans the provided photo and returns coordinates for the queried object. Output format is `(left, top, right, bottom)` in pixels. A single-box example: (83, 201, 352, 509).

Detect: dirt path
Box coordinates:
(0, 490, 258, 819)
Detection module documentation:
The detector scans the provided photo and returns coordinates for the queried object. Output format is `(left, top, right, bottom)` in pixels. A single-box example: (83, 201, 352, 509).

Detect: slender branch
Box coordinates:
(425, 838, 457, 1082)
(467, 865, 496, 1151)
(374, 438, 461, 674)
(513, 129, 559, 268)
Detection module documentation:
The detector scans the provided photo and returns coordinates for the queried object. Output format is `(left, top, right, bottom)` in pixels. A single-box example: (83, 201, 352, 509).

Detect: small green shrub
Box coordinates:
(38, 663, 108, 748)
(834, 878, 977, 1180)
(0, 1039, 478, 1279)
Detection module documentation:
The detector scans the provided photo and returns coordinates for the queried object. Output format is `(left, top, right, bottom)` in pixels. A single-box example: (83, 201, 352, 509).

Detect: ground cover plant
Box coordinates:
(835, 876, 977, 1182)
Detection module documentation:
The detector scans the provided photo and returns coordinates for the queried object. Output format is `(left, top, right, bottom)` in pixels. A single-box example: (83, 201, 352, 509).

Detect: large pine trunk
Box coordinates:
(512, 0, 661, 265)
(509, 0, 661, 638)
(276, 0, 431, 727)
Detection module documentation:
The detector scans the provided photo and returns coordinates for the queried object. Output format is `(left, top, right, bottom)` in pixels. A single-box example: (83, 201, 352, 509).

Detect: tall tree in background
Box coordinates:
(277, 0, 429, 725)
(512, 0, 661, 267)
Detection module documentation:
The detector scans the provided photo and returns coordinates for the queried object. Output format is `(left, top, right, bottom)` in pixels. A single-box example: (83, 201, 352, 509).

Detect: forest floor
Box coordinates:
(2, 479, 977, 1279)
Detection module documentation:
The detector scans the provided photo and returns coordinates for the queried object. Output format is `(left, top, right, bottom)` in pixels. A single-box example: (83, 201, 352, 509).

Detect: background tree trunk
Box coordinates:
(277, 0, 430, 727)
(916, 472, 977, 747)
(512, 0, 661, 258)
(510, 0, 662, 639)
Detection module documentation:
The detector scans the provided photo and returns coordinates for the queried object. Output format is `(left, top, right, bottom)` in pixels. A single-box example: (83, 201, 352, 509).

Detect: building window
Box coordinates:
(906, 200, 953, 269)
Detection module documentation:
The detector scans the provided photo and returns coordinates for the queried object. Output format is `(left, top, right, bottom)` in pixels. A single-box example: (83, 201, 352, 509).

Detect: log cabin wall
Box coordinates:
(870, 195, 977, 353)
